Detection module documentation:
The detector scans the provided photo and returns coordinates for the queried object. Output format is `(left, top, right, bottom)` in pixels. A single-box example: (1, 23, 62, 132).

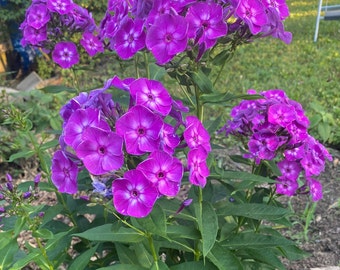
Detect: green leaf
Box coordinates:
(8, 150, 35, 162)
(318, 121, 331, 142)
(74, 224, 145, 243)
(166, 225, 200, 240)
(244, 248, 286, 270)
(97, 264, 148, 270)
(14, 216, 27, 237)
(194, 201, 218, 257)
(278, 245, 310, 261)
(149, 63, 167, 80)
(189, 70, 214, 93)
(221, 232, 295, 248)
(170, 261, 217, 270)
(115, 243, 136, 265)
(68, 244, 99, 270)
(0, 239, 18, 269)
(0, 231, 14, 249)
(136, 203, 166, 237)
(32, 228, 55, 239)
(262, 160, 282, 177)
(216, 203, 290, 221)
(10, 251, 41, 270)
(205, 115, 223, 134)
(217, 171, 276, 184)
(134, 242, 154, 268)
(309, 114, 322, 128)
(40, 85, 76, 94)
(207, 243, 242, 270)
(151, 261, 170, 270)
(201, 92, 233, 104)
(40, 139, 59, 151)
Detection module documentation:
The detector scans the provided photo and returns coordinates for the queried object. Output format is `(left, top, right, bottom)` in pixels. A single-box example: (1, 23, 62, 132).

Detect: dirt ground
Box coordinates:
(1, 147, 339, 269)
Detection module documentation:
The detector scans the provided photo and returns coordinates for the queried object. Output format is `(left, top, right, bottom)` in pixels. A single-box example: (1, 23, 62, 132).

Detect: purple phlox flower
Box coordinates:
(6, 173, 12, 182)
(99, 3, 128, 40)
(286, 121, 308, 144)
(288, 99, 310, 128)
(160, 123, 180, 155)
(300, 152, 324, 177)
(111, 75, 135, 92)
(27, 4, 51, 29)
(52, 41, 79, 69)
(276, 176, 298, 197)
(186, 2, 227, 50)
(184, 115, 211, 152)
(271, 22, 292, 44)
(307, 178, 323, 201)
(175, 198, 193, 214)
(247, 131, 277, 163)
(47, 0, 74, 15)
(145, 0, 173, 26)
(92, 180, 112, 197)
(146, 13, 188, 65)
(277, 159, 301, 181)
(115, 105, 163, 155)
(261, 89, 288, 102)
(23, 191, 32, 199)
(170, 0, 196, 13)
(113, 18, 146, 59)
(112, 169, 159, 218)
(60, 92, 89, 122)
(76, 127, 124, 175)
(67, 4, 96, 32)
(235, 0, 268, 35)
(262, 0, 290, 20)
(284, 145, 304, 161)
(169, 99, 189, 126)
(187, 146, 210, 188)
(34, 173, 41, 189)
(80, 32, 104, 57)
(268, 103, 296, 127)
(137, 150, 183, 196)
(63, 108, 111, 149)
(131, 0, 154, 19)
(51, 150, 78, 194)
(129, 78, 172, 116)
(23, 25, 47, 45)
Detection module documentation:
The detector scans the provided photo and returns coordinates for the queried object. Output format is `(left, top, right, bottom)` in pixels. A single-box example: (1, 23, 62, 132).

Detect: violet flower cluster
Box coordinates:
(20, 0, 292, 68)
(220, 89, 332, 201)
(99, 0, 292, 63)
(51, 76, 211, 218)
(20, 0, 101, 68)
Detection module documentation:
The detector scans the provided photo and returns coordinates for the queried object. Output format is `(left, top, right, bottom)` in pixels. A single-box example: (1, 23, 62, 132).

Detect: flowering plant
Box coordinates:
(0, 0, 332, 269)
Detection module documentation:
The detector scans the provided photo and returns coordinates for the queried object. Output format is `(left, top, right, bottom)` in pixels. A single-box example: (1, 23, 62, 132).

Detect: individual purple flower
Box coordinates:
(284, 145, 304, 161)
(307, 178, 323, 201)
(129, 78, 172, 116)
(262, 0, 290, 20)
(276, 177, 298, 197)
(23, 25, 47, 45)
(47, 0, 74, 15)
(115, 105, 163, 155)
(112, 169, 159, 218)
(60, 92, 89, 122)
(27, 4, 51, 29)
(52, 41, 79, 69)
(131, 0, 154, 19)
(268, 103, 296, 127)
(160, 123, 180, 155)
(63, 108, 111, 149)
(235, 0, 268, 35)
(137, 151, 183, 196)
(68, 4, 96, 32)
(80, 32, 104, 57)
(146, 13, 188, 64)
(186, 2, 227, 50)
(51, 150, 78, 194)
(247, 131, 278, 163)
(92, 180, 112, 197)
(277, 159, 301, 181)
(184, 116, 211, 153)
(187, 146, 210, 188)
(113, 18, 146, 60)
(76, 127, 124, 175)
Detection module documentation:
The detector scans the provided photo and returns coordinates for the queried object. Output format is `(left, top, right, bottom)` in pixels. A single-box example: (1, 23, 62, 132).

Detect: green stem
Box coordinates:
(213, 57, 228, 87)
(71, 68, 80, 93)
(194, 84, 204, 121)
(178, 82, 196, 108)
(110, 211, 145, 236)
(148, 234, 159, 269)
(144, 52, 150, 79)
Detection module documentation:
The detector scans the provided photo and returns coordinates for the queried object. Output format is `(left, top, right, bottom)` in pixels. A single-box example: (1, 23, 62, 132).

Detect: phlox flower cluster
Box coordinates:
(20, 0, 102, 68)
(51, 76, 211, 218)
(21, 0, 292, 68)
(99, 0, 292, 64)
(220, 89, 332, 201)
